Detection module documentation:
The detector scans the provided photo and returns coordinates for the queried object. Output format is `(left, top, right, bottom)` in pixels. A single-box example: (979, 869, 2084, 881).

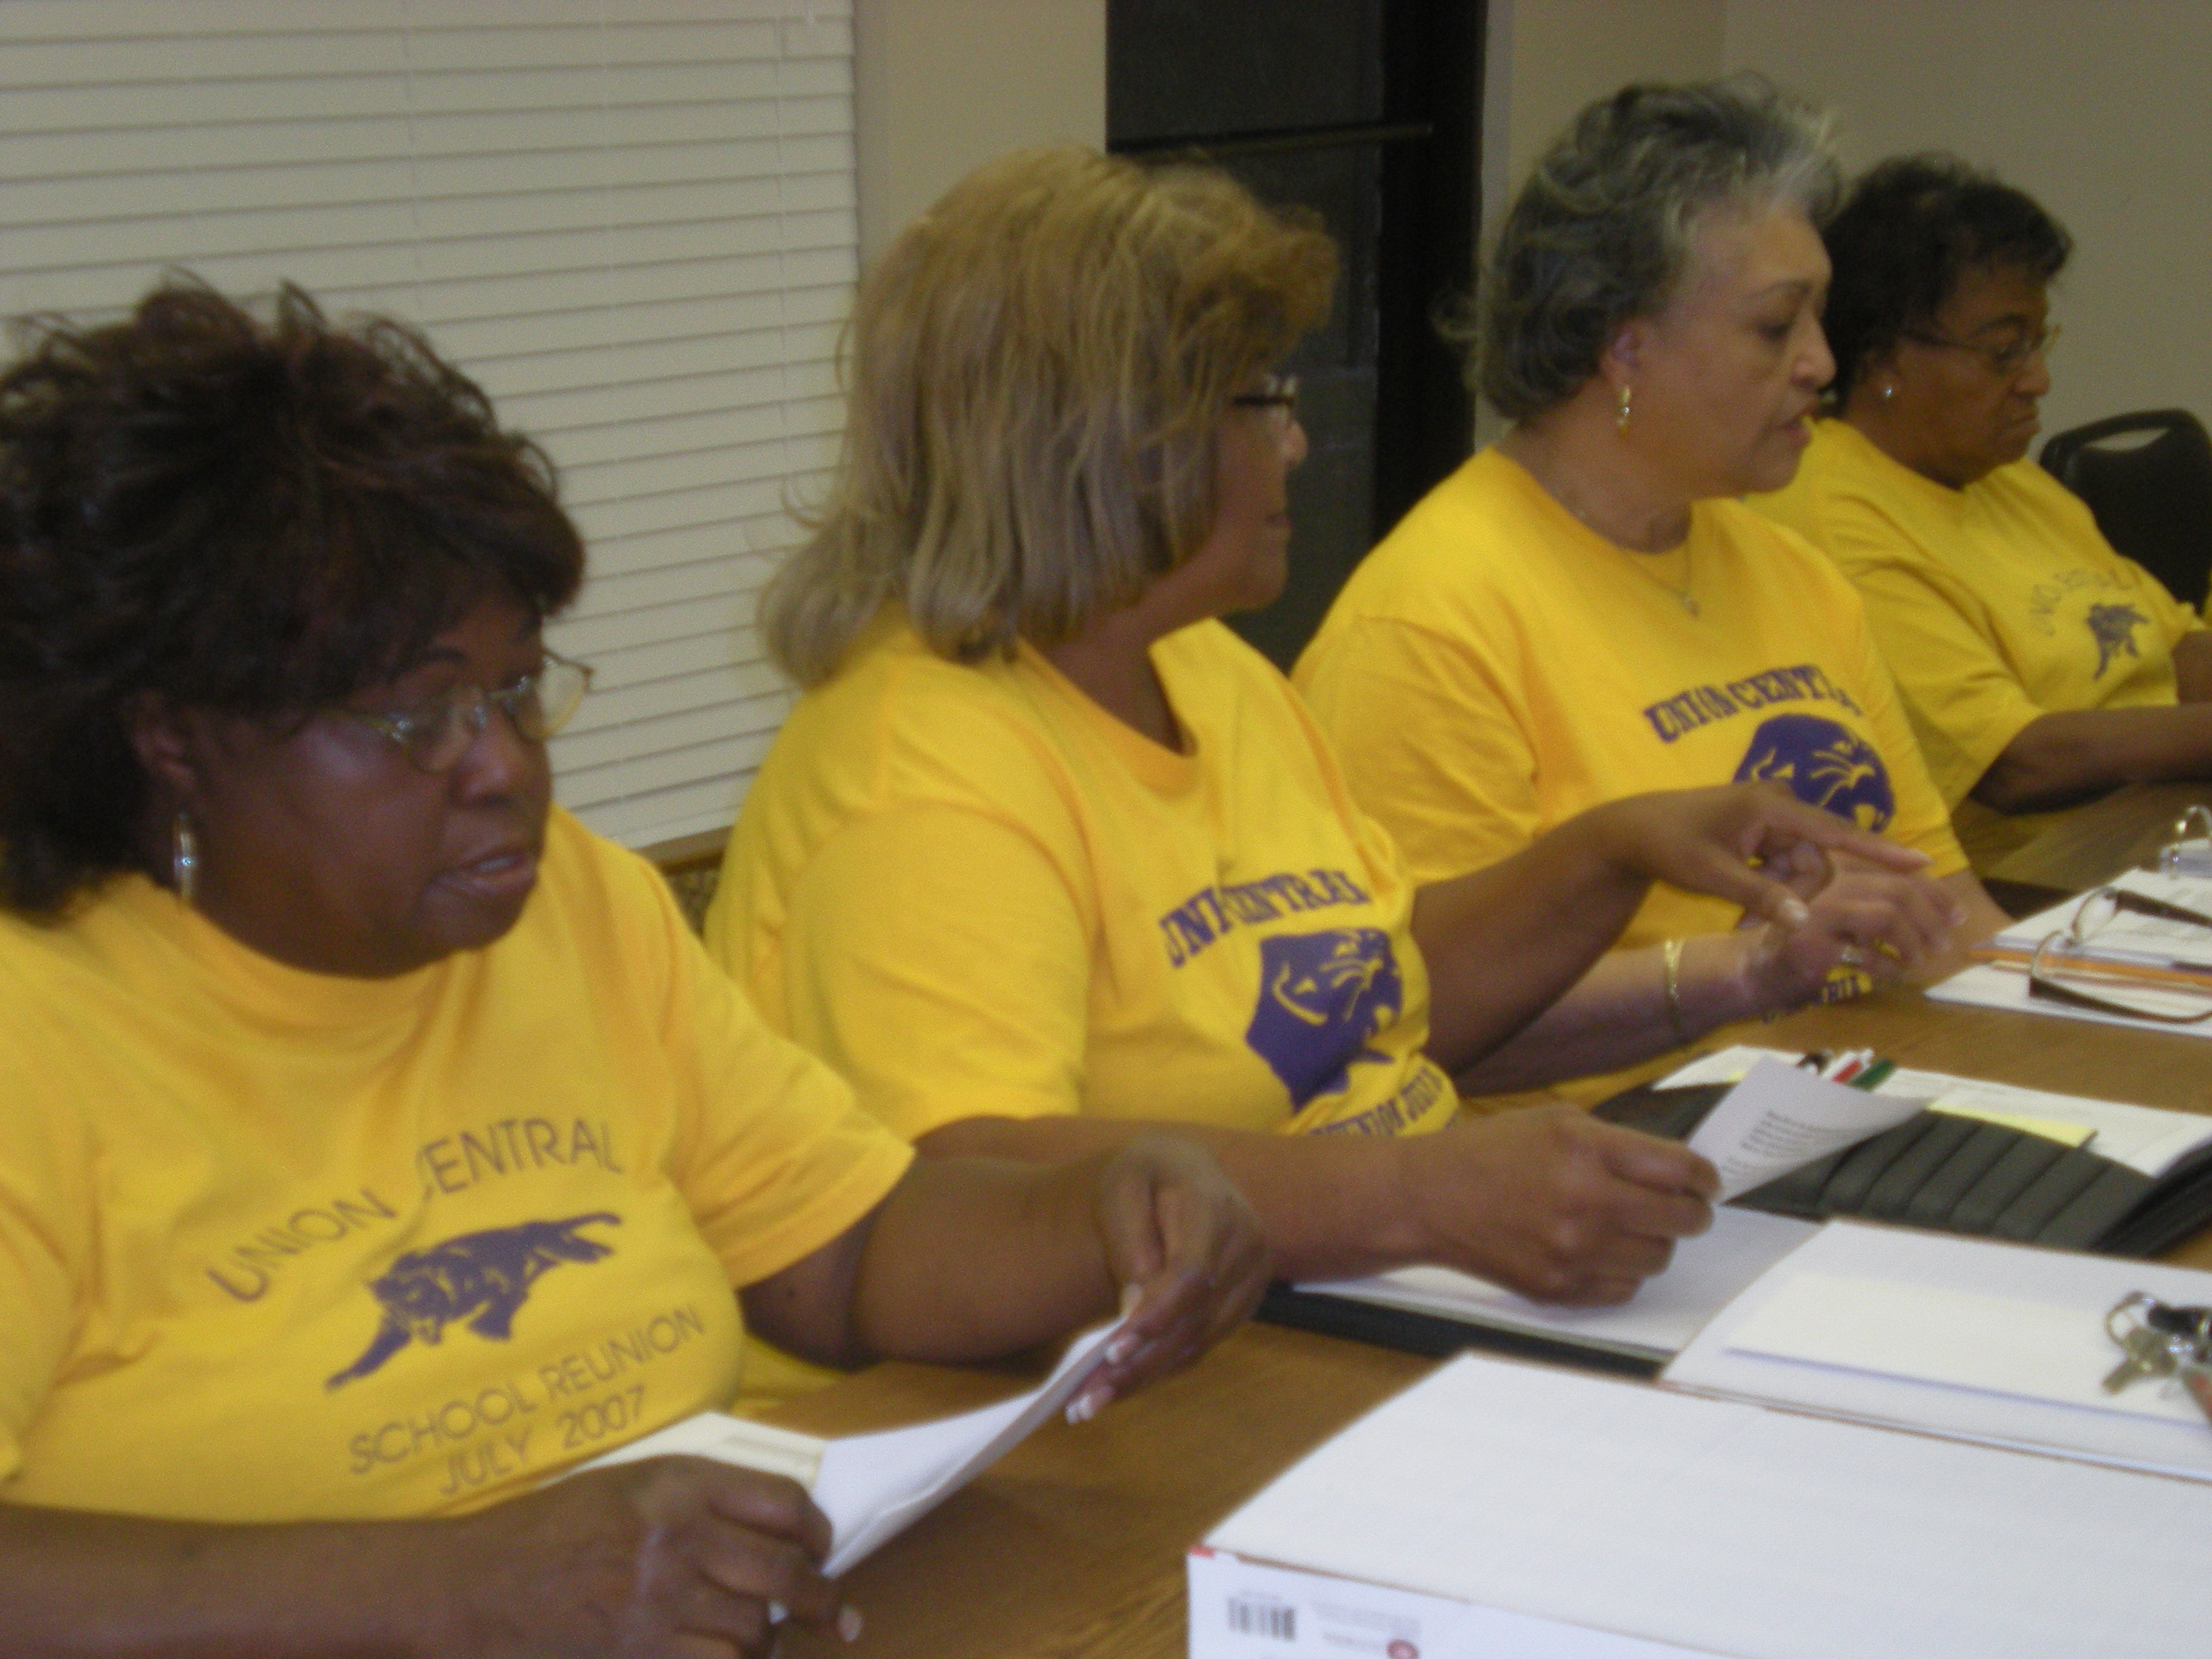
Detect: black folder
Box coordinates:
(1593, 1080, 2212, 1258)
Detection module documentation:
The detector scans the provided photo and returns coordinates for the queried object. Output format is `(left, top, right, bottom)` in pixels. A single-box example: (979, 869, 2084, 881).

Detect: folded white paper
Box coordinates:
(1684, 1057, 1924, 1200)
(579, 1319, 1119, 1575)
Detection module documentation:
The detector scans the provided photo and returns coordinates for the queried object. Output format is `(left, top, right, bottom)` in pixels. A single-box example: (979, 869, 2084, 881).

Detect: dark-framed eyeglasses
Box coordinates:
(1901, 321, 2061, 378)
(2026, 881, 2212, 1025)
(1230, 373, 1300, 430)
(333, 651, 594, 775)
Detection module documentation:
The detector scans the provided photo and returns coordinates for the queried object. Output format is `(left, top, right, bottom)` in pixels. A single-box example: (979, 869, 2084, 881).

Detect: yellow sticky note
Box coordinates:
(1927, 1099, 2096, 1149)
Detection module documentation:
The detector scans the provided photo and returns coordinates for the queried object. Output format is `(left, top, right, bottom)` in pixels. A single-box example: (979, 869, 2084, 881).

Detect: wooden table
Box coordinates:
(769, 1323, 1432, 1658)
(764, 983, 2212, 1658)
(1985, 779, 2212, 896)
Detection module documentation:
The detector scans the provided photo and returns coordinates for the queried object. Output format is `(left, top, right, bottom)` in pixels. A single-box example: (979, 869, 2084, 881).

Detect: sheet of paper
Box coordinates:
(1300, 1206, 1818, 1359)
(1726, 1272, 2203, 1422)
(1205, 1350, 2212, 1659)
(1992, 868, 2212, 968)
(811, 1319, 1116, 1574)
(1928, 959, 2212, 1037)
(1683, 1056, 1924, 1200)
(578, 1319, 1120, 1576)
(1665, 1221, 2212, 1480)
(1664, 1046, 2212, 1176)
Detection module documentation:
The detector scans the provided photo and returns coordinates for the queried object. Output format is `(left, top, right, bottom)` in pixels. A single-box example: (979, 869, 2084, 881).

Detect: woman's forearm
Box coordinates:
(904, 1117, 1418, 1288)
(1450, 935, 1755, 1094)
(1973, 705, 2212, 813)
(1410, 809, 1652, 1076)
(0, 1504, 446, 1659)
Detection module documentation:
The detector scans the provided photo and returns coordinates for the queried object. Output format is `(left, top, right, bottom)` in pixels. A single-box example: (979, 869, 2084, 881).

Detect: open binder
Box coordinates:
(1595, 1076, 2212, 1257)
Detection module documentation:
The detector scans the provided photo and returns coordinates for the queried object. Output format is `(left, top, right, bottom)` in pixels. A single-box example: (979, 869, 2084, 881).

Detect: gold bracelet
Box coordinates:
(1662, 937, 1692, 1046)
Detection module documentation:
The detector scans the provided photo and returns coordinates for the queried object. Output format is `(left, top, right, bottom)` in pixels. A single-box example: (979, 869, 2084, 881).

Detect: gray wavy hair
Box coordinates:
(1467, 75, 1838, 422)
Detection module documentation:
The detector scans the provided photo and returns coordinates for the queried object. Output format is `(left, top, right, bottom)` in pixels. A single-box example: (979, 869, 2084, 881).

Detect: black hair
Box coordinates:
(1822, 154, 2072, 403)
(0, 278, 585, 915)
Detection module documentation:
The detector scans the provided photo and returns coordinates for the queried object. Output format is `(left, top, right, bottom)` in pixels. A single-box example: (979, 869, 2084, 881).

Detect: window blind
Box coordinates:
(0, 0, 854, 850)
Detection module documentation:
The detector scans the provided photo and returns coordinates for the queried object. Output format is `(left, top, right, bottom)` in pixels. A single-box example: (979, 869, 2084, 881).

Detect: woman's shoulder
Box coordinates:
(757, 615, 1087, 822)
(1324, 450, 1563, 628)
(1704, 494, 1866, 588)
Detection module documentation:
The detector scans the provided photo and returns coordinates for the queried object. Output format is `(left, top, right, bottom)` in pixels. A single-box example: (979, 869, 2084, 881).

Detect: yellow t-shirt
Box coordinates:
(707, 615, 1458, 1147)
(1750, 418, 2207, 866)
(0, 808, 912, 1523)
(1294, 446, 1967, 953)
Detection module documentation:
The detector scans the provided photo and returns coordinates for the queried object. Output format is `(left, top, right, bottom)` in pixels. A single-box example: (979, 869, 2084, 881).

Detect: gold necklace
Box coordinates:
(1504, 437, 1700, 616)
(1621, 544, 1698, 617)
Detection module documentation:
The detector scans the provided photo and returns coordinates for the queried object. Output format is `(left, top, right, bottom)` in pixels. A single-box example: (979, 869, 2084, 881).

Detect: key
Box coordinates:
(2102, 1324, 2183, 1393)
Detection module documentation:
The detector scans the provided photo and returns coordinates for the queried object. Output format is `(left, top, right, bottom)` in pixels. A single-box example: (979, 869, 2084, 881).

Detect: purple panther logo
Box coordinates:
(1244, 929, 1404, 1107)
(325, 1212, 620, 1390)
(1732, 714, 1894, 832)
(2086, 603, 2148, 678)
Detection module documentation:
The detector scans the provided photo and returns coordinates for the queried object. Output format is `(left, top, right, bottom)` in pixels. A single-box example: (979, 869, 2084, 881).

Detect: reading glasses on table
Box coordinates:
(2027, 861, 2212, 1025)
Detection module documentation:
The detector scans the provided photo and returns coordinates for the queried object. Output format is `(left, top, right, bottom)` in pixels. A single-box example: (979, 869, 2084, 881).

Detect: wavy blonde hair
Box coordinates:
(762, 146, 1336, 685)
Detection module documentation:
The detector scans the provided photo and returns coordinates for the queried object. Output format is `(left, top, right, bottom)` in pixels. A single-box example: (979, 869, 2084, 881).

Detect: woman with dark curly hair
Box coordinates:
(0, 279, 1271, 1657)
(1753, 155, 2212, 868)
(1297, 79, 2005, 1092)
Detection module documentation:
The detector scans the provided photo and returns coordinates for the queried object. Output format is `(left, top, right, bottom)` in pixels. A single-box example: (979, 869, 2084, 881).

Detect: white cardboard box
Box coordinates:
(1189, 1351, 2212, 1658)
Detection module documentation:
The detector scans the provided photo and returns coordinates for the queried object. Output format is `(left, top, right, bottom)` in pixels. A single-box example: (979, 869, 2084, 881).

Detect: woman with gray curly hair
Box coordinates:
(1299, 78, 2005, 1094)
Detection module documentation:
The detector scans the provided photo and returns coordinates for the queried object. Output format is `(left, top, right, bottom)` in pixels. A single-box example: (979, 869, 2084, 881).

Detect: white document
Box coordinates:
(1990, 868, 2212, 968)
(1665, 1221, 2212, 1480)
(1928, 958, 2212, 1034)
(1199, 1350, 2212, 1659)
(581, 1319, 1118, 1575)
(1683, 1056, 1924, 1200)
(1299, 1206, 1818, 1361)
(1664, 1044, 2212, 1175)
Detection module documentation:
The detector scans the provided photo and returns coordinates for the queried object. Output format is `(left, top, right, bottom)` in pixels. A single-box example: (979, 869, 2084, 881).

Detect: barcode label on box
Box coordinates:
(1229, 1597, 1297, 1641)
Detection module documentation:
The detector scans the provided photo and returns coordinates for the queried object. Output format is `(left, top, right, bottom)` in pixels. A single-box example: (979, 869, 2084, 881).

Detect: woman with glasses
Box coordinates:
(0, 281, 1273, 1656)
(706, 144, 1940, 1353)
(1296, 81, 2005, 1096)
(1753, 155, 2212, 869)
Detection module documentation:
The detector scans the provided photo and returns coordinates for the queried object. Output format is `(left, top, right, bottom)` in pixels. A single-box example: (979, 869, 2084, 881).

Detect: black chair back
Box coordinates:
(2039, 409, 2212, 611)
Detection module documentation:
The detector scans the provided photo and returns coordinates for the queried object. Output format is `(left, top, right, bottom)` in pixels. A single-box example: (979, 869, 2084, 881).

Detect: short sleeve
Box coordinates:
(1818, 499, 2047, 808)
(642, 863, 914, 1290)
(779, 804, 1094, 1141)
(1298, 615, 1544, 885)
(0, 1027, 85, 1485)
(1834, 591, 1971, 876)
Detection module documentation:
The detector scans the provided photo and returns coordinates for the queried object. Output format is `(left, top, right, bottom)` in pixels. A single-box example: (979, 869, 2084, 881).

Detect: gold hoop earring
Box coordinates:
(172, 812, 198, 905)
(1616, 384, 1634, 434)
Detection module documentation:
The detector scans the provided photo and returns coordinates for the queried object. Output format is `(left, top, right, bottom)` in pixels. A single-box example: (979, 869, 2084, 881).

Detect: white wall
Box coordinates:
(1725, 0, 2212, 439)
(853, 0, 1105, 264)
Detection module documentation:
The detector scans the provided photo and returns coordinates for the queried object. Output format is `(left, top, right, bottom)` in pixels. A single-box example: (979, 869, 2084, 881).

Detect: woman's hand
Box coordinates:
(436, 1458, 850, 1658)
(1589, 782, 1933, 929)
(1389, 1107, 1719, 1305)
(1070, 1132, 1274, 1419)
(1733, 853, 1971, 1010)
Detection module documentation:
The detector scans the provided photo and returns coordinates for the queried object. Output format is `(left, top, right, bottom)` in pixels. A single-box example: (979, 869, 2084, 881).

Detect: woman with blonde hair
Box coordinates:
(1297, 79, 2003, 1090)
(707, 145, 1940, 1321)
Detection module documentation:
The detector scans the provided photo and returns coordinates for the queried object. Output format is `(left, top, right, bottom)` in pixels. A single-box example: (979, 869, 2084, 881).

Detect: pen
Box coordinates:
(1826, 1049, 1871, 1083)
(1797, 1050, 1831, 1073)
(1850, 1058, 1896, 1092)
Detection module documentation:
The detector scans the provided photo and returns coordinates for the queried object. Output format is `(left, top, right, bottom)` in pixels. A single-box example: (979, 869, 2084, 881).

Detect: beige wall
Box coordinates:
(1476, 0, 1725, 438)
(853, 0, 1105, 264)
(1725, 0, 2212, 439)
(1482, 0, 1725, 247)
